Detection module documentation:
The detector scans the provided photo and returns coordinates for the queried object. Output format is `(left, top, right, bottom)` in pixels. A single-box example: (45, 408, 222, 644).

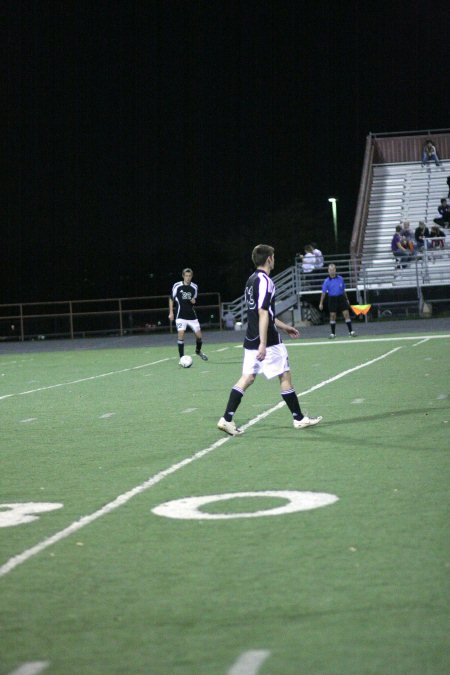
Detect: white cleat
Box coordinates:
(293, 415, 323, 429)
(217, 417, 243, 436)
(349, 331, 357, 337)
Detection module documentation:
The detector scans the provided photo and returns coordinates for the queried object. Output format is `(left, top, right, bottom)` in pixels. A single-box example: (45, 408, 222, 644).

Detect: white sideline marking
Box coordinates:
(2, 336, 447, 402)
(181, 408, 198, 413)
(232, 334, 449, 348)
(412, 337, 430, 346)
(351, 398, 365, 404)
(0, 347, 400, 578)
(215, 347, 229, 352)
(20, 418, 37, 423)
(8, 662, 49, 675)
(99, 412, 116, 419)
(0, 358, 172, 401)
(228, 650, 271, 675)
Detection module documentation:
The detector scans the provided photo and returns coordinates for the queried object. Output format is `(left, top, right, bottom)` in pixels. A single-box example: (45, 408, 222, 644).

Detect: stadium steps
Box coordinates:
(359, 160, 450, 290)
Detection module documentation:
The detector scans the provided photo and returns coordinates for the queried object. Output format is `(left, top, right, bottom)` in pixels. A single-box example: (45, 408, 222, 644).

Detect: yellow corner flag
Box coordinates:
(351, 304, 371, 316)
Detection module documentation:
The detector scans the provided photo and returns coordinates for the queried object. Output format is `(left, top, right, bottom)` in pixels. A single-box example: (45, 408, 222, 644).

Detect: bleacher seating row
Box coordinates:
(360, 161, 450, 290)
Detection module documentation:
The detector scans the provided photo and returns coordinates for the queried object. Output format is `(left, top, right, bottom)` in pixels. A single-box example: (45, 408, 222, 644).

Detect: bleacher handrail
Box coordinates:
(351, 135, 374, 258)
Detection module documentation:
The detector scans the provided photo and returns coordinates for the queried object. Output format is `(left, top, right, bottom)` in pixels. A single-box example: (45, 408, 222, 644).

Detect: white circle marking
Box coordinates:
(152, 490, 338, 520)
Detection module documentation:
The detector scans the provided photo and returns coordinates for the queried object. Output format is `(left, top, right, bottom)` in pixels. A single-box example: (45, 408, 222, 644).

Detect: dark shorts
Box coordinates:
(328, 294, 349, 313)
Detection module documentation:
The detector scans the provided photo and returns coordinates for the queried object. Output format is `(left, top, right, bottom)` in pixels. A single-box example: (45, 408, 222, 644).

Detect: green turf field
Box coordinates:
(1, 333, 449, 675)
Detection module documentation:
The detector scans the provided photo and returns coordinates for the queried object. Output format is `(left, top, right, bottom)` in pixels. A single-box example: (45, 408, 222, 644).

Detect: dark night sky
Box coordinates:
(4, 0, 449, 303)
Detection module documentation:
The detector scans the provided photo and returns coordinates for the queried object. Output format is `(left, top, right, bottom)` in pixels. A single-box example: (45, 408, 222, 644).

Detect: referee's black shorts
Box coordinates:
(328, 294, 349, 313)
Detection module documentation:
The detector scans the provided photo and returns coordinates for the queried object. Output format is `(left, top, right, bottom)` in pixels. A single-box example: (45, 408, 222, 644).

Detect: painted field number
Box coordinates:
(0, 503, 63, 528)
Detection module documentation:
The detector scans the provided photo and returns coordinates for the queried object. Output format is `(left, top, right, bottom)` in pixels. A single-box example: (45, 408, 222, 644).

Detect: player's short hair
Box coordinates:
(252, 244, 274, 267)
(182, 268, 193, 276)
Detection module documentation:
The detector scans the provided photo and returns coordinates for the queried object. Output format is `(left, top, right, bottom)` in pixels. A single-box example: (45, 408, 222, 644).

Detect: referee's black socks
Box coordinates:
(345, 319, 353, 333)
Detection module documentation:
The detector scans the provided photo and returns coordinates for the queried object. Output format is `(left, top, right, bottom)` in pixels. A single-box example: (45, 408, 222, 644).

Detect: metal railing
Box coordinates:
(2, 247, 449, 342)
(0, 293, 222, 342)
(222, 255, 363, 325)
(221, 247, 450, 326)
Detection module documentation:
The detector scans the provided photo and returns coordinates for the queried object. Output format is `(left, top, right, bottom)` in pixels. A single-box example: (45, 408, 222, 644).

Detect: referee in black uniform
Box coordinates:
(319, 263, 356, 338)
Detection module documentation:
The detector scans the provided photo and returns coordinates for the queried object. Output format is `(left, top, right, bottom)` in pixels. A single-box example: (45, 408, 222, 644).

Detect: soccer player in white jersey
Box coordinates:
(168, 268, 208, 363)
(217, 244, 322, 436)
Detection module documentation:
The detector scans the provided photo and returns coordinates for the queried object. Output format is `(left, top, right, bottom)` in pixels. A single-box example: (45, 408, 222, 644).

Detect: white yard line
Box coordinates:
(412, 337, 430, 347)
(239, 347, 402, 431)
(0, 358, 172, 401)
(1, 336, 448, 402)
(0, 347, 401, 578)
(8, 663, 49, 675)
(228, 650, 271, 675)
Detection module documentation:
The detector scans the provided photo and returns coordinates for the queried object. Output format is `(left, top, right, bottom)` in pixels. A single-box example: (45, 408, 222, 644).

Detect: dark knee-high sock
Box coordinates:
(330, 321, 336, 335)
(281, 388, 303, 421)
(177, 340, 184, 358)
(345, 319, 353, 333)
(223, 386, 244, 422)
(195, 338, 203, 354)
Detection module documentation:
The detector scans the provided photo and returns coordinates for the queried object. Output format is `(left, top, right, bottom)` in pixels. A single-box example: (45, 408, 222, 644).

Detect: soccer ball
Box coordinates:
(179, 355, 193, 368)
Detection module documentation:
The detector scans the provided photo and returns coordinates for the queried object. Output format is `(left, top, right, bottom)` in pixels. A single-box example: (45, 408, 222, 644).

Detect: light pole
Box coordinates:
(328, 197, 338, 248)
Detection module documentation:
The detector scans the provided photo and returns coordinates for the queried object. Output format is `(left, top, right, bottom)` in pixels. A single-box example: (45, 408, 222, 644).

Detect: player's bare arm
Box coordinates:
(257, 308, 269, 361)
(275, 318, 300, 339)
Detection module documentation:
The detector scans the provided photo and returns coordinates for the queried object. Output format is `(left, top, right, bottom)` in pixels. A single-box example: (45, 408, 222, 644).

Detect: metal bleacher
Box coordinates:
(360, 161, 450, 292)
(223, 133, 450, 327)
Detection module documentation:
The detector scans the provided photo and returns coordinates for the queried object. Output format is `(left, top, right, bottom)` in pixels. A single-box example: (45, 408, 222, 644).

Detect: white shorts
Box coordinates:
(242, 343, 290, 380)
(176, 319, 201, 333)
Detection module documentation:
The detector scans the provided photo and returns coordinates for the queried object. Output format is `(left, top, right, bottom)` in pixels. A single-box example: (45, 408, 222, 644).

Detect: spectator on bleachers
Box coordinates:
(311, 242, 324, 269)
(433, 198, 450, 229)
(447, 175, 450, 198)
(400, 221, 415, 252)
(421, 139, 441, 167)
(415, 221, 431, 251)
(298, 245, 316, 273)
(429, 224, 446, 249)
(311, 241, 323, 270)
(391, 225, 412, 268)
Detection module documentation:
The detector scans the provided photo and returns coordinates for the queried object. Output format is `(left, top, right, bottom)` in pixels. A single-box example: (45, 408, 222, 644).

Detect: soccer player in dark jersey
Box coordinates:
(168, 268, 208, 363)
(217, 244, 322, 436)
(319, 263, 356, 339)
